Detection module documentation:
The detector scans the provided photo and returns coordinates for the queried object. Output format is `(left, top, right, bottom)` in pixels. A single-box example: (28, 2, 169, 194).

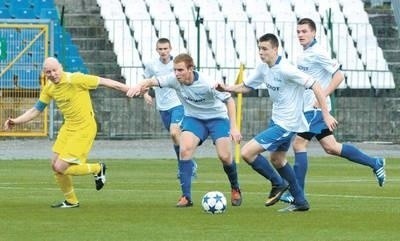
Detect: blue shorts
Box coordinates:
(254, 120, 295, 152)
(305, 110, 327, 134)
(181, 116, 230, 145)
(159, 105, 184, 131)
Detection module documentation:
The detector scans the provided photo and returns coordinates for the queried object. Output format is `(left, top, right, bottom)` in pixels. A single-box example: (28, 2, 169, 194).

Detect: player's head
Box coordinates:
(156, 38, 172, 62)
(297, 18, 316, 48)
(43, 57, 63, 84)
(173, 53, 195, 85)
(258, 33, 279, 66)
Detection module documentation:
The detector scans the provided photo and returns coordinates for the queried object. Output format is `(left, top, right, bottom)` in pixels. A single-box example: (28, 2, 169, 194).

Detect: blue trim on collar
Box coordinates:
(193, 71, 199, 81)
(275, 56, 282, 65)
(159, 55, 173, 63)
(304, 38, 317, 50)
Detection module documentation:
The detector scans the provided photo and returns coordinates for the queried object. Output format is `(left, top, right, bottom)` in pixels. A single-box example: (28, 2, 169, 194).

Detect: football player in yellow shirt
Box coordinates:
(4, 57, 131, 208)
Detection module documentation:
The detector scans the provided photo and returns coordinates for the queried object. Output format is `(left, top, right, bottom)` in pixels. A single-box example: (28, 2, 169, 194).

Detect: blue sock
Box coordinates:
(277, 163, 306, 205)
(294, 152, 308, 192)
(173, 145, 180, 161)
(178, 160, 193, 199)
(250, 154, 284, 186)
(341, 143, 376, 168)
(223, 161, 239, 189)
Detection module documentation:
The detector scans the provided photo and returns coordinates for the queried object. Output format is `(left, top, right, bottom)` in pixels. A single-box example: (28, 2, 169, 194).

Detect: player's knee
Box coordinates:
(240, 149, 254, 164)
(217, 153, 231, 164)
(323, 143, 341, 155)
(292, 138, 308, 152)
(52, 163, 64, 173)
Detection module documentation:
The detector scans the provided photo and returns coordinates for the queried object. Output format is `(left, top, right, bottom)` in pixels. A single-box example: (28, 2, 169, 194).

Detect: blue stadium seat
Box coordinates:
(65, 56, 88, 73)
(9, 7, 36, 19)
(64, 43, 79, 56)
(8, 0, 32, 8)
(31, 0, 55, 9)
(0, 71, 16, 89)
(18, 69, 41, 89)
(0, 7, 11, 18)
(36, 7, 59, 20)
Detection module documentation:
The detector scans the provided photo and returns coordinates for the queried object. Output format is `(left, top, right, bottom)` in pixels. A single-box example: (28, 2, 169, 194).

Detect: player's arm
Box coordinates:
(4, 104, 43, 130)
(311, 81, 338, 131)
(216, 82, 252, 94)
(99, 77, 130, 92)
(225, 97, 242, 143)
(126, 78, 159, 97)
(323, 70, 344, 96)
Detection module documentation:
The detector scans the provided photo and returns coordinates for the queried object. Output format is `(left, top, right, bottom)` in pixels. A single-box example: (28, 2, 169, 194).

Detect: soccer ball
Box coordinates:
(201, 191, 227, 214)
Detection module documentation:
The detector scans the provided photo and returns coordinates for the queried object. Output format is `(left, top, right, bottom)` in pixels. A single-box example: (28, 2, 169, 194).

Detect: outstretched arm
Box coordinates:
(126, 78, 159, 97)
(216, 82, 252, 94)
(99, 77, 130, 92)
(4, 107, 41, 130)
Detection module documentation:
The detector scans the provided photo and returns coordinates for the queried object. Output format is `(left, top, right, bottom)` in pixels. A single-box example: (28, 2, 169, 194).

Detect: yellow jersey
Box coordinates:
(39, 72, 100, 130)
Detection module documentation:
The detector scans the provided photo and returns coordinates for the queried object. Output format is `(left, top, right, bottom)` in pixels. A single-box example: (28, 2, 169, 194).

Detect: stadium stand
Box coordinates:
(92, 0, 395, 89)
(2, 0, 395, 90)
(0, 0, 88, 90)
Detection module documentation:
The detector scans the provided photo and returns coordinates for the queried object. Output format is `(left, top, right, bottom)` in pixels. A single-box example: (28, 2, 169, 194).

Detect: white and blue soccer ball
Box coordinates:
(201, 191, 227, 214)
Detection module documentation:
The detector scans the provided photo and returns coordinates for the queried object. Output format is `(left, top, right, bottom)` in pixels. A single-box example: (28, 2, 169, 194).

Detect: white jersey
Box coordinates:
(157, 71, 231, 120)
(297, 40, 340, 112)
(143, 57, 182, 111)
(244, 56, 315, 132)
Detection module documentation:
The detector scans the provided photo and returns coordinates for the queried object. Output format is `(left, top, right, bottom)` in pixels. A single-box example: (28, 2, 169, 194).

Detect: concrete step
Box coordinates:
(55, 0, 99, 14)
(80, 50, 117, 63)
(65, 26, 108, 38)
(72, 38, 114, 51)
(86, 62, 121, 75)
(383, 50, 400, 61)
(373, 26, 399, 38)
(378, 37, 400, 49)
(63, 13, 103, 26)
(369, 14, 396, 26)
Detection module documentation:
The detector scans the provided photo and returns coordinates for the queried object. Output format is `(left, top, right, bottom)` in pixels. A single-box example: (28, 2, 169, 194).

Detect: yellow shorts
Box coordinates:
(53, 121, 97, 164)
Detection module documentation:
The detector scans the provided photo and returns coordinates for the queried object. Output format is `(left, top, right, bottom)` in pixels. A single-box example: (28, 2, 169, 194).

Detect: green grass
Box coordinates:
(0, 157, 399, 241)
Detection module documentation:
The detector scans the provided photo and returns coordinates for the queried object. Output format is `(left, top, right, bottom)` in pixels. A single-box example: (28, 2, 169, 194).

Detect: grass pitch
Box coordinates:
(0, 157, 399, 241)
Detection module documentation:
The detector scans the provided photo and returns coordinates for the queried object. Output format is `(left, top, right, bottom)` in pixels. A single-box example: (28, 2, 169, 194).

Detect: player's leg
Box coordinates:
(54, 123, 106, 189)
(51, 153, 79, 208)
(161, 107, 182, 161)
(241, 124, 288, 206)
(270, 151, 309, 212)
(60, 124, 103, 176)
(176, 116, 203, 207)
(318, 133, 386, 186)
(210, 118, 241, 206)
(292, 132, 314, 192)
(279, 133, 312, 204)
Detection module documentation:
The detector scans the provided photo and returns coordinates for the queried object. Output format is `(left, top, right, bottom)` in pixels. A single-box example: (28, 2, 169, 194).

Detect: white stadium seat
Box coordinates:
(95, 0, 395, 89)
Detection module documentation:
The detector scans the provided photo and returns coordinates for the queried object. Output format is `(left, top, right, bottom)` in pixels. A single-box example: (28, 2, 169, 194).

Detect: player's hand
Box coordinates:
(230, 128, 242, 143)
(323, 113, 338, 131)
(4, 118, 15, 130)
(215, 82, 226, 92)
(143, 92, 153, 105)
(126, 85, 142, 97)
